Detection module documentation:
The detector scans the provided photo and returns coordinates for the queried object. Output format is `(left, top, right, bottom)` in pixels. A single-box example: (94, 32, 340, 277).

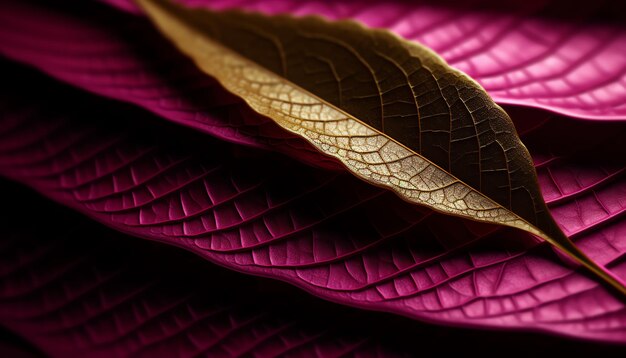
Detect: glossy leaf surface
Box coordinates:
(1, 64, 625, 342)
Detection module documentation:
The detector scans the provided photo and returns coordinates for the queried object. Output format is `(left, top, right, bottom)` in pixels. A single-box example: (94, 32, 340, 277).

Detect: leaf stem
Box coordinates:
(545, 229, 626, 297)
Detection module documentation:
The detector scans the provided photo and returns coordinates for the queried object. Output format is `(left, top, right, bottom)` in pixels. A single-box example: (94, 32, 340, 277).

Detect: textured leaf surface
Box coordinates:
(103, 0, 626, 120)
(0, 0, 624, 171)
(1, 64, 626, 342)
(2, 0, 623, 177)
(124, 0, 626, 120)
(0, 0, 340, 171)
(138, 0, 624, 292)
(0, 181, 415, 358)
(138, 0, 555, 242)
(4, 182, 625, 357)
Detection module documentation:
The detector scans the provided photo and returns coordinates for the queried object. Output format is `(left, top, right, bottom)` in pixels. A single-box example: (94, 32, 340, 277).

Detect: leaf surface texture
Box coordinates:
(137, 0, 624, 292)
(1, 64, 626, 342)
(109, 0, 626, 120)
(0, 182, 419, 357)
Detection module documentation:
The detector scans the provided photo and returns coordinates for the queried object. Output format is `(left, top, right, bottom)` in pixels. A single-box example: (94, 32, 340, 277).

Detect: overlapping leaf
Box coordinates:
(0, 0, 340, 170)
(2, 1, 619, 285)
(1, 64, 625, 342)
(0, 181, 417, 357)
(5, 182, 625, 356)
(136, 0, 623, 292)
(112, 0, 626, 120)
(0, 0, 626, 122)
(1, 0, 625, 168)
(2, 0, 626, 347)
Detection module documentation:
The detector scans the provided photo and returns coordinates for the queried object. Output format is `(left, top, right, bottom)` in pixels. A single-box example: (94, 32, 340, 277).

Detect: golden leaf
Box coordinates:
(136, 0, 626, 295)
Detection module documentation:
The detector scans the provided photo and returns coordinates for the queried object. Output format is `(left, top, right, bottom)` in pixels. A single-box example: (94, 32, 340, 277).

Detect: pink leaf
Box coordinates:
(0, 0, 341, 171)
(5, 181, 621, 356)
(1, 64, 625, 343)
(92, 0, 626, 120)
(0, 181, 419, 357)
(1, 0, 624, 170)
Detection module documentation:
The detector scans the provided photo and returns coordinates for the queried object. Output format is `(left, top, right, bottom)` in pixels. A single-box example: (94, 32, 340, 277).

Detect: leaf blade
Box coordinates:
(104, 0, 626, 120)
(2, 62, 626, 342)
(0, 180, 417, 357)
(136, 0, 626, 294)
(137, 0, 537, 233)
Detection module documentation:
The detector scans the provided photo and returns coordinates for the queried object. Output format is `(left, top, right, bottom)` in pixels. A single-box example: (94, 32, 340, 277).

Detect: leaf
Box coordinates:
(9, 0, 618, 292)
(136, 0, 626, 294)
(2, 0, 624, 169)
(106, 0, 626, 120)
(0, 181, 415, 357)
(2, 62, 626, 342)
(4, 182, 623, 356)
(0, 0, 343, 171)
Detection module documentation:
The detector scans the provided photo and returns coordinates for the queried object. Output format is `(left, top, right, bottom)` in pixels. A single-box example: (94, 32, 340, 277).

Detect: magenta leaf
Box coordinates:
(0, 181, 415, 357)
(2, 0, 623, 193)
(0, 0, 341, 171)
(18, 0, 626, 121)
(1, 0, 623, 187)
(1, 63, 625, 343)
(120, 0, 626, 120)
(5, 181, 625, 356)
